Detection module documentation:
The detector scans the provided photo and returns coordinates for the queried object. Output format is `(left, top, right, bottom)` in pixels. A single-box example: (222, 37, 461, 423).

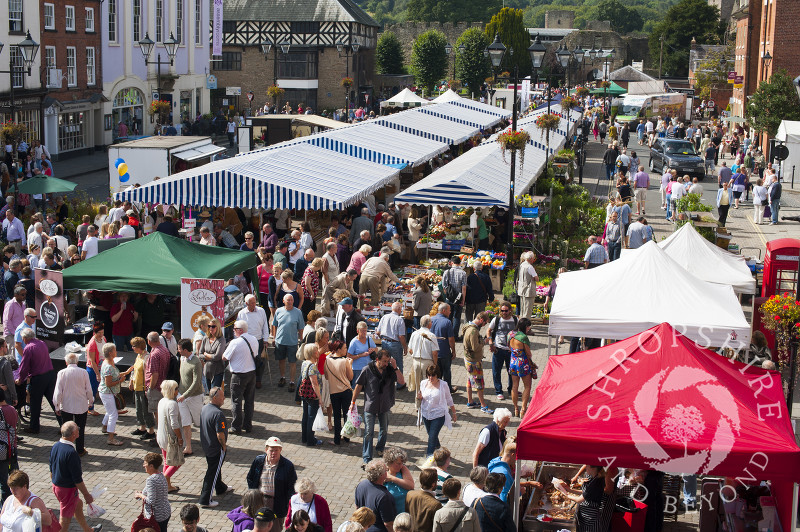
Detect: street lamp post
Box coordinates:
(0, 30, 39, 206)
(139, 31, 179, 127)
(337, 38, 360, 118)
(528, 33, 550, 115)
(261, 39, 291, 112)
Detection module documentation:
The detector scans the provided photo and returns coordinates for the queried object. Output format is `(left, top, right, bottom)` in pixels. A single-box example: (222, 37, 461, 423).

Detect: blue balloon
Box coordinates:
(114, 158, 125, 168)
(119, 172, 130, 183)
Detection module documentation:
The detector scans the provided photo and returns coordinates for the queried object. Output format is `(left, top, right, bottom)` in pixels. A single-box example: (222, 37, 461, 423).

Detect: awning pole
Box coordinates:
(513, 457, 521, 529)
(426, 205, 431, 262)
(547, 335, 552, 359)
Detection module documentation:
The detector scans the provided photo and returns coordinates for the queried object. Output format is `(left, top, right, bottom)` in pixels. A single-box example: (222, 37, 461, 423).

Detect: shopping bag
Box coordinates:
(341, 418, 358, 439)
(347, 404, 363, 429)
(312, 408, 328, 432)
(87, 503, 106, 518)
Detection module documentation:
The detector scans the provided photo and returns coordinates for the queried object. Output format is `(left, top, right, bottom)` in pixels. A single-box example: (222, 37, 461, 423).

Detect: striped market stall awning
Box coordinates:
(417, 102, 507, 130)
(115, 143, 400, 210)
(373, 109, 480, 145)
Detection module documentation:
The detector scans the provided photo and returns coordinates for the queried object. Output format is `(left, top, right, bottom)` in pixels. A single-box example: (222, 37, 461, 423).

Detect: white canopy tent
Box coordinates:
(379, 88, 431, 108)
(658, 223, 756, 294)
(114, 143, 400, 210)
(776, 120, 800, 184)
(548, 241, 751, 348)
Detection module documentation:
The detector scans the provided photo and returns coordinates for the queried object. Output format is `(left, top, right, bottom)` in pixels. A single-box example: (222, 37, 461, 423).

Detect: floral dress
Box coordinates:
(301, 266, 320, 300)
(509, 331, 534, 378)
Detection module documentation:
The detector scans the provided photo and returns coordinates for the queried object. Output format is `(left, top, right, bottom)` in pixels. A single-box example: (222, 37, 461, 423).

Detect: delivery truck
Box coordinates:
(107, 136, 226, 194)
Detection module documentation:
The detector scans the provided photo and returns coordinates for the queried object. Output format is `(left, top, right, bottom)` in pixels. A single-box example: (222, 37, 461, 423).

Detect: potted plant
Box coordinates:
(148, 100, 171, 126)
(267, 84, 285, 105)
(1, 121, 26, 147)
(496, 129, 531, 173)
(560, 96, 579, 112)
(760, 294, 800, 389)
(341, 77, 353, 90)
(575, 87, 590, 98)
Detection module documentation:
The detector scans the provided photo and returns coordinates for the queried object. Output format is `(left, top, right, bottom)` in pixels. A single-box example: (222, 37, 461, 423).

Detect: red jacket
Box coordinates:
(284, 494, 332, 532)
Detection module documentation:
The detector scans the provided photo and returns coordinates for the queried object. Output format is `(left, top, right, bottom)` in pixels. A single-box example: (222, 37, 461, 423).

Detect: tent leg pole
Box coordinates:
(513, 457, 521, 530)
(791, 483, 798, 532)
(426, 205, 431, 262)
(548, 335, 552, 359)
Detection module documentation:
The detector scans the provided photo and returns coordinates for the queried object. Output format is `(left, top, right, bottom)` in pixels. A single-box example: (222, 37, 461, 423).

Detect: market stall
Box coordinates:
(379, 88, 432, 108)
(433, 90, 512, 120)
(516, 322, 800, 532)
(548, 240, 751, 348)
(373, 108, 481, 145)
(62, 232, 258, 296)
(114, 142, 401, 210)
(418, 102, 507, 130)
(657, 223, 756, 294)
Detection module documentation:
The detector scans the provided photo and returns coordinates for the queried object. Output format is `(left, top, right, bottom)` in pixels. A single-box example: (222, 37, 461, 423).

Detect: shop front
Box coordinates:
(0, 92, 45, 146)
(43, 98, 105, 158)
(112, 87, 145, 141)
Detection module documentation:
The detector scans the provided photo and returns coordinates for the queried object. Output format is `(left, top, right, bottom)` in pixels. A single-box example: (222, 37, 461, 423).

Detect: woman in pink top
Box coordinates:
(346, 244, 371, 294)
(85, 322, 105, 415)
(256, 252, 274, 309)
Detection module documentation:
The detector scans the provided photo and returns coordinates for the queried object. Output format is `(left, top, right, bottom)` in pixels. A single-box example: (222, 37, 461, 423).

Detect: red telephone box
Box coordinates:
(754, 239, 800, 356)
(761, 238, 800, 298)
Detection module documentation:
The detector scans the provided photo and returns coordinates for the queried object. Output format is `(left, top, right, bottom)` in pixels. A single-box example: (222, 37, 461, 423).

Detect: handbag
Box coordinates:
(165, 429, 185, 467)
(131, 501, 160, 532)
(764, 205, 771, 218)
(114, 393, 125, 411)
(298, 363, 318, 400)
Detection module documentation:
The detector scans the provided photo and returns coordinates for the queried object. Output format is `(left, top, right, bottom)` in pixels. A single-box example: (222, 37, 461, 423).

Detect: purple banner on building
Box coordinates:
(213, 0, 224, 56)
(34, 268, 64, 350)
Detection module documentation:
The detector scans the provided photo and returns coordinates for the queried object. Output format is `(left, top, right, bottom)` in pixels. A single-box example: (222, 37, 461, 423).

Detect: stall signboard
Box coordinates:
(35, 268, 64, 350)
(180, 278, 225, 335)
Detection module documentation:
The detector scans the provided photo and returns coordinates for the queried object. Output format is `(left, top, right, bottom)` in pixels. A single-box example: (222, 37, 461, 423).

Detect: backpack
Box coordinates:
(490, 315, 518, 343)
(442, 269, 461, 304)
(166, 352, 181, 383)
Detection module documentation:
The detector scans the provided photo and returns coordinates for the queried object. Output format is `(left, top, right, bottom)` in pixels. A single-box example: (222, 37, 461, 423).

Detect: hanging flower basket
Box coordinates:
(760, 293, 800, 370)
(560, 96, 580, 111)
(267, 84, 285, 102)
(575, 87, 590, 98)
(497, 129, 530, 174)
(599, 80, 611, 89)
(341, 77, 354, 89)
(535, 113, 561, 132)
(1, 121, 26, 145)
(148, 100, 171, 124)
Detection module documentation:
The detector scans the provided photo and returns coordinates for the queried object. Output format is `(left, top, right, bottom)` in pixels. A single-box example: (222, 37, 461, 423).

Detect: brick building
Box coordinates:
(40, 0, 105, 159)
(0, 0, 45, 147)
(730, 0, 761, 118)
(213, 0, 379, 114)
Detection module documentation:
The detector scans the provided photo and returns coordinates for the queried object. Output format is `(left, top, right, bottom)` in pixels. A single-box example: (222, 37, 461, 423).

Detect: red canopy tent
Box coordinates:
(517, 323, 800, 529)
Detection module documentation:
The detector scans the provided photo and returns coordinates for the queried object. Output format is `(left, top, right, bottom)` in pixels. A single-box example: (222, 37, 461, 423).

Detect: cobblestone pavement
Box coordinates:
(21, 341, 552, 532)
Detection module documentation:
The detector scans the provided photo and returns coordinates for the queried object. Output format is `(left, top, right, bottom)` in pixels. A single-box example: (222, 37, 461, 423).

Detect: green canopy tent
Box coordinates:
(589, 81, 626, 96)
(10, 175, 77, 194)
(63, 232, 258, 296)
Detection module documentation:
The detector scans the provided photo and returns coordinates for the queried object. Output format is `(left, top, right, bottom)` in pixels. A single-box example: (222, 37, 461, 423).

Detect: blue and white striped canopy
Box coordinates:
(275, 121, 451, 168)
(114, 143, 400, 210)
(446, 99, 512, 119)
(394, 141, 549, 208)
(417, 102, 506, 130)
(373, 109, 480, 145)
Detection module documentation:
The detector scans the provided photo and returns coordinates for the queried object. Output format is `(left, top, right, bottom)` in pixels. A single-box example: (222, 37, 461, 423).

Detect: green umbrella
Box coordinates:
(10, 175, 77, 194)
(589, 81, 626, 96)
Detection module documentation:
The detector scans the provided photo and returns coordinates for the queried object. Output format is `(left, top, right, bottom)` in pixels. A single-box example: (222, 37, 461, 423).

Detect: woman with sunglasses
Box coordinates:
(240, 231, 257, 253)
(200, 318, 226, 389)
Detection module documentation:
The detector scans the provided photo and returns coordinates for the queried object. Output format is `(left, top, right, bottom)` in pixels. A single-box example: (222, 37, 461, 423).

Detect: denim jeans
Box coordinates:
(450, 304, 463, 339)
(382, 340, 404, 376)
(665, 193, 672, 219)
(423, 415, 446, 457)
(86, 367, 99, 410)
(301, 397, 320, 445)
(113, 334, 132, 351)
(330, 389, 352, 445)
(492, 348, 512, 396)
(362, 411, 389, 463)
(608, 241, 621, 261)
(605, 163, 615, 180)
(771, 201, 780, 223)
(437, 353, 453, 391)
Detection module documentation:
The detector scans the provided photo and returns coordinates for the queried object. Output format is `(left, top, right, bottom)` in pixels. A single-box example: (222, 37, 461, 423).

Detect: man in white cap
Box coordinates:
(246, 437, 297, 523)
(158, 322, 178, 356)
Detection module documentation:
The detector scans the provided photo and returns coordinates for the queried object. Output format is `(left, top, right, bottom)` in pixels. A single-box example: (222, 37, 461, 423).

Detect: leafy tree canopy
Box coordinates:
(746, 70, 800, 137)
(693, 43, 733, 100)
(376, 31, 405, 74)
(455, 28, 491, 95)
(410, 29, 449, 95)
(484, 8, 532, 78)
(647, 0, 723, 77)
(595, 0, 643, 33)
(407, 0, 502, 23)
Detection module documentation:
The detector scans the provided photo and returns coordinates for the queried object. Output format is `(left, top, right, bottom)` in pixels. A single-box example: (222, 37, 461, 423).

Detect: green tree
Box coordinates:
(595, 0, 643, 33)
(410, 29, 448, 95)
(746, 70, 800, 137)
(376, 32, 405, 74)
(484, 8, 531, 78)
(455, 28, 491, 95)
(693, 43, 733, 99)
(648, 0, 722, 77)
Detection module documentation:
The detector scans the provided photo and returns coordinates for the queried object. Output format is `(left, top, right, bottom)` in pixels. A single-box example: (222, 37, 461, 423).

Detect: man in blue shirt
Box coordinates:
(430, 304, 456, 393)
(50, 421, 101, 532)
(382, 215, 397, 242)
(271, 294, 304, 393)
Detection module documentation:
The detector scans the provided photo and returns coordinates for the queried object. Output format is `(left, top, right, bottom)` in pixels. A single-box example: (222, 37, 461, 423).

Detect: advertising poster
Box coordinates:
(35, 268, 64, 350)
(213, 0, 224, 56)
(180, 278, 225, 336)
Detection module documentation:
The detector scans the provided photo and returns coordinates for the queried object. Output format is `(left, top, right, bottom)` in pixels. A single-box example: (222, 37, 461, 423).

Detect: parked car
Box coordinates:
(649, 138, 706, 179)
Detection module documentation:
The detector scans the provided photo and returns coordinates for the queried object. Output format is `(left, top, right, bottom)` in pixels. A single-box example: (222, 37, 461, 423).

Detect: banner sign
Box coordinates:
(180, 278, 225, 336)
(35, 268, 64, 350)
(727, 71, 736, 84)
(212, 0, 224, 57)
(734, 75, 743, 88)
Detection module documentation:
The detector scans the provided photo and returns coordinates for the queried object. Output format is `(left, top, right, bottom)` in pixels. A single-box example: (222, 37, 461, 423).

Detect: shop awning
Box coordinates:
(62, 232, 258, 296)
(172, 143, 227, 161)
(417, 102, 506, 130)
(432, 90, 512, 119)
(393, 141, 548, 208)
(114, 143, 400, 210)
(374, 108, 480, 145)
(279, 121, 451, 168)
